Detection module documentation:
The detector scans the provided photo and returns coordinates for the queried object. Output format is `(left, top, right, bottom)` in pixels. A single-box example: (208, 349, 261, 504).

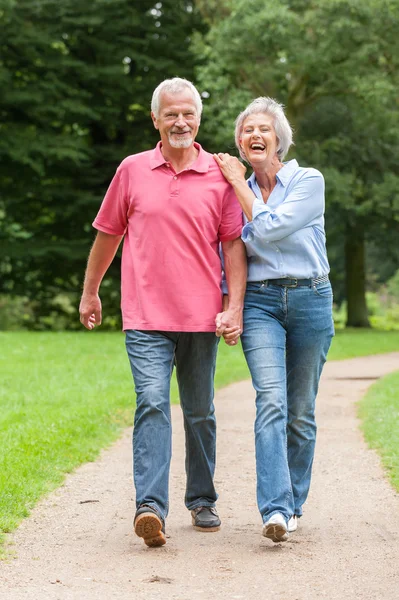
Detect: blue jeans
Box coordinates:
(241, 280, 334, 524)
(125, 330, 219, 522)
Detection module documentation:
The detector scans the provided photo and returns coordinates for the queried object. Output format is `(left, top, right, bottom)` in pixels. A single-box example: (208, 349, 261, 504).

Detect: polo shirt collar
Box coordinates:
(248, 158, 298, 189)
(150, 141, 210, 173)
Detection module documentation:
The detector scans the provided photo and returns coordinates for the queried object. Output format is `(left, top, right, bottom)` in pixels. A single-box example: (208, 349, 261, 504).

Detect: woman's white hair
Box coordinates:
(235, 97, 293, 162)
(151, 77, 203, 118)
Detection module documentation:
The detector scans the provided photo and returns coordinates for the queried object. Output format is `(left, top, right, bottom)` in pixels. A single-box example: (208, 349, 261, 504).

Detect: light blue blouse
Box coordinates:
(242, 159, 330, 281)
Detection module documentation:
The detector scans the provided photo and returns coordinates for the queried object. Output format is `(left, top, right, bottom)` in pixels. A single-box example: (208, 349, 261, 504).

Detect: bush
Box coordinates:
(332, 268, 399, 331)
(0, 280, 122, 331)
(0, 295, 34, 330)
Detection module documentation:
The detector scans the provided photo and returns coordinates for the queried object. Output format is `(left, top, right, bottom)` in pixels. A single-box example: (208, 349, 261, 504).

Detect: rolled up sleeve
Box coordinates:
(242, 170, 325, 243)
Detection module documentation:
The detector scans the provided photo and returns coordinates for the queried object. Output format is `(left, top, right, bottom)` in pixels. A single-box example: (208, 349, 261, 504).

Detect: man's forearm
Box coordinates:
(83, 231, 123, 294)
(221, 237, 247, 309)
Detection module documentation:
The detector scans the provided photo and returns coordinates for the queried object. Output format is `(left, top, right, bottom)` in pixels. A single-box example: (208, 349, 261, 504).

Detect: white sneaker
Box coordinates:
(288, 515, 298, 533)
(262, 513, 289, 542)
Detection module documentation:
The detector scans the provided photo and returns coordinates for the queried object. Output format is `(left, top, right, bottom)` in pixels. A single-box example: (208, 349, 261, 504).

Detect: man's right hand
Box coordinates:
(79, 293, 102, 330)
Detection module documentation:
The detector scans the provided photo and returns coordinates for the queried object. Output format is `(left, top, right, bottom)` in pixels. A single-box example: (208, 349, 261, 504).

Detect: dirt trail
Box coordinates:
(1, 353, 399, 600)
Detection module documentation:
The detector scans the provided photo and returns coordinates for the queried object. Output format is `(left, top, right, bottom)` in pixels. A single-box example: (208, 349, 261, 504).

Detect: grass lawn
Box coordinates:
(327, 328, 399, 360)
(1, 328, 399, 551)
(358, 370, 399, 493)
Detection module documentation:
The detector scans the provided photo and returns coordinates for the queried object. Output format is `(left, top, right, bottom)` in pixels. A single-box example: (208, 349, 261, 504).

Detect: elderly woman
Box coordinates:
(214, 97, 334, 543)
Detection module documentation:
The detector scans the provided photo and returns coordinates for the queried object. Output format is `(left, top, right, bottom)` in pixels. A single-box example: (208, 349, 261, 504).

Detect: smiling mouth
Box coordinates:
(250, 143, 266, 151)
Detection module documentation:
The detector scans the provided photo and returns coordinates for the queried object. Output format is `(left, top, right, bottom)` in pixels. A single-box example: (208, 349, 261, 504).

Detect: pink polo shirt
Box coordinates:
(93, 142, 242, 332)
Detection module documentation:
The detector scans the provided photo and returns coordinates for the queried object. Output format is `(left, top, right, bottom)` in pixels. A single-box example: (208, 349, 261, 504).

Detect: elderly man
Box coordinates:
(79, 77, 246, 547)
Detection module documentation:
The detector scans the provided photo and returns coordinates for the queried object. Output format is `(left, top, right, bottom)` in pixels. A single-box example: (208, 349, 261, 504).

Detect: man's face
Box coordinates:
(151, 90, 200, 150)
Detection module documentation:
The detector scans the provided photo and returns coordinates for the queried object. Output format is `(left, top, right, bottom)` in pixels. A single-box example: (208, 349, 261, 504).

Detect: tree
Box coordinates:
(0, 0, 206, 328)
(194, 0, 399, 327)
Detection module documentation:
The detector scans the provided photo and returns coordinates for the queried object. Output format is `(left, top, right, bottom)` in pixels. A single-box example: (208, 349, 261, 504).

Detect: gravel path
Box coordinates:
(1, 353, 399, 600)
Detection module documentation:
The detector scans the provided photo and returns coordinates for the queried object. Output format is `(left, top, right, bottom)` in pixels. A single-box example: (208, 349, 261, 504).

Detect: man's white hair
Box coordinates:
(151, 77, 203, 118)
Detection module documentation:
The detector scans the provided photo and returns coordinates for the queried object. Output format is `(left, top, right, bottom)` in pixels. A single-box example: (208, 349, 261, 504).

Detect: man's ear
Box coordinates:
(151, 112, 159, 130)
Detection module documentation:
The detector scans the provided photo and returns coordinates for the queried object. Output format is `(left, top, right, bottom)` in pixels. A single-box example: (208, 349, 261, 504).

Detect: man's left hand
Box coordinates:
(215, 308, 243, 346)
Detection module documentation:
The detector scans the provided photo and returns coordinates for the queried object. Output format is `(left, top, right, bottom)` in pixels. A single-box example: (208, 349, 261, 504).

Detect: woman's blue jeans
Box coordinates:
(241, 280, 334, 524)
(125, 330, 219, 522)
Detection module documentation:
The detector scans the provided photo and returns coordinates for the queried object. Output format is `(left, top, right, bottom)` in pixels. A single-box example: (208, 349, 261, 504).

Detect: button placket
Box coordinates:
(170, 173, 179, 196)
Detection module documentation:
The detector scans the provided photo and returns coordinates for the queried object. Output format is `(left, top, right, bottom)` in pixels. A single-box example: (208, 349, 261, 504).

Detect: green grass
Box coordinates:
(328, 328, 399, 360)
(1, 328, 399, 551)
(0, 332, 135, 552)
(358, 371, 399, 492)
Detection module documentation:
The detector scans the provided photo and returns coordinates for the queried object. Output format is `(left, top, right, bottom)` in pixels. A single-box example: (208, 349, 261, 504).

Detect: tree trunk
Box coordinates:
(345, 223, 370, 327)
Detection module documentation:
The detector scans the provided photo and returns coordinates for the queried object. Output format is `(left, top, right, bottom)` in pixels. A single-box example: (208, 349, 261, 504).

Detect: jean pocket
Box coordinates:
(245, 282, 264, 294)
(312, 282, 333, 298)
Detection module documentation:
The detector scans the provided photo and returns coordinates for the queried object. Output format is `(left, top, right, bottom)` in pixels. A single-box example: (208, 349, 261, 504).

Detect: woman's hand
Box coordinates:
(215, 152, 255, 221)
(215, 307, 243, 346)
(214, 153, 247, 186)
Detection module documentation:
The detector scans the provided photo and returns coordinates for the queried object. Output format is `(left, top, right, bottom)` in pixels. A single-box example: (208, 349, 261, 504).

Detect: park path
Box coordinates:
(1, 353, 399, 600)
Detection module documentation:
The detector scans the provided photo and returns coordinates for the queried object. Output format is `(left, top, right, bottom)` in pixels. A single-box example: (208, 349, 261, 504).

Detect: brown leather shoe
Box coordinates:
(134, 506, 166, 547)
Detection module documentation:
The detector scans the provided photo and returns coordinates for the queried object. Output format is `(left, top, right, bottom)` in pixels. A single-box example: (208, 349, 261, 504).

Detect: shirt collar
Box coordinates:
(248, 158, 299, 189)
(276, 159, 298, 186)
(150, 141, 210, 173)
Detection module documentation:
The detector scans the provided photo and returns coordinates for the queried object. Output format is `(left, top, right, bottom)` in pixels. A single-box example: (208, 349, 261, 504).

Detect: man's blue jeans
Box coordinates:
(241, 280, 334, 524)
(125, 330, 219, 523)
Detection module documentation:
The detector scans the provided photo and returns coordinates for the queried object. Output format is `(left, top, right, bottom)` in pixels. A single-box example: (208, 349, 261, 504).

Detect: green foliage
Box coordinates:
(0, 284, 122, 331)
(387, 269, 399, 297)
(0, 295, 34, 330)
(333, 267, 399, 330)
(2, 0, 399, 329)
(359, 370, 399, 491)
(0, 0, 207, 327)
(367, 269, 399, 329)
(194, 0, 399, 325)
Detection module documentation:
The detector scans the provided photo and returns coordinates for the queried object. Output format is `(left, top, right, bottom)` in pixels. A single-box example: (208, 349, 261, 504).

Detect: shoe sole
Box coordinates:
(191, 517, 220, 532)
(134, 513, 166, 547)
(263, 522, 289, 543)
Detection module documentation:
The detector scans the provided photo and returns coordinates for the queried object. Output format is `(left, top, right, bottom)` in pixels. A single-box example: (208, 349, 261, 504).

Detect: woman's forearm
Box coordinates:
(230, 178, 255, 221)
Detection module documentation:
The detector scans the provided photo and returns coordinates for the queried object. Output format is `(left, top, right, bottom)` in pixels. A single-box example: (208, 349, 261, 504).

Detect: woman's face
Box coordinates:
(239, 113, 279, 165)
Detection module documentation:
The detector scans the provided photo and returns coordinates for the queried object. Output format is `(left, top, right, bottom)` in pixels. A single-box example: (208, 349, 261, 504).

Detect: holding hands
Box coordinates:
(215, 297, 243, 346)
(215, 308, 242, 346)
